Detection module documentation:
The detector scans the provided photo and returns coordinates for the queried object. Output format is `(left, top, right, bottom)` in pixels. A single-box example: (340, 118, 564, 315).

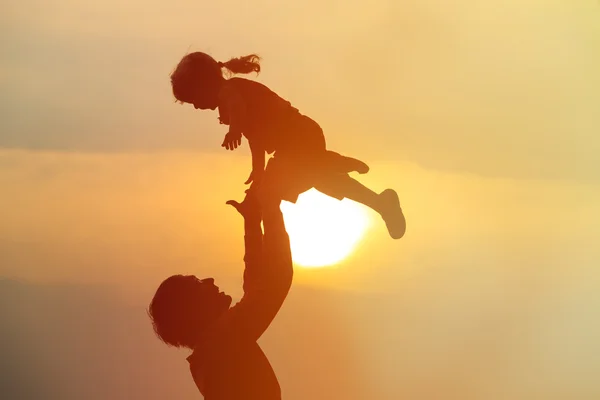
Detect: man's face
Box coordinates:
(184, 275, 232, 313)
(148, 274, 234, 348)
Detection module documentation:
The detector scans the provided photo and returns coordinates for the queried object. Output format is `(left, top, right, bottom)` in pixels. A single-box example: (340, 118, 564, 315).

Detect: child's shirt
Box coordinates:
(217, 77, 302, 154)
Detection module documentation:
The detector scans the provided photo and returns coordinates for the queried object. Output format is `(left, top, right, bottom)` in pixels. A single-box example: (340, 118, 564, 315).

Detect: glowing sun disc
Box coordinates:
(280, 189, 371, 268)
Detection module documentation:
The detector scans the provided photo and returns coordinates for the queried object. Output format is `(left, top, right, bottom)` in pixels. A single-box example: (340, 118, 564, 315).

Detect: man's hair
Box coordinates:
(147, 275, 197, 349)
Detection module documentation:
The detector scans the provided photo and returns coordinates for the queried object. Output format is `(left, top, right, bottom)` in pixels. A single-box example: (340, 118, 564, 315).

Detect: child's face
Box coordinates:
(188, 82, 219, 111)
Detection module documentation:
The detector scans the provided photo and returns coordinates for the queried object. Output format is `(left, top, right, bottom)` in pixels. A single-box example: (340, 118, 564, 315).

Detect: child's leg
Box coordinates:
(315, 174, 381, 212)
(256, 152, 406, 239)
(325, 151, 370, 175)
(315, 174, 406, 239)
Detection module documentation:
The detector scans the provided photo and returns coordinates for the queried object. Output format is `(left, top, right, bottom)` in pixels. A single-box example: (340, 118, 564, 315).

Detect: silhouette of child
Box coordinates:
(170, 52, 406, 239)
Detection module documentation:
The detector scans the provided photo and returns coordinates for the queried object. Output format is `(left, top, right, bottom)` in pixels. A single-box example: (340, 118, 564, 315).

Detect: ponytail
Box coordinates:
(219, 54, 261, 76)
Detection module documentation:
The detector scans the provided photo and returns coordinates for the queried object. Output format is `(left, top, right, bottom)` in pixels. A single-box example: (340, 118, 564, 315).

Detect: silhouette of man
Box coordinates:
(148, 191, 292, 399)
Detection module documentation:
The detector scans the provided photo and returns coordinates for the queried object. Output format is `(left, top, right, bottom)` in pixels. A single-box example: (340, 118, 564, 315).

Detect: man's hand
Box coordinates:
(226, 192, 261, 220)
(221, 131, 242, 151)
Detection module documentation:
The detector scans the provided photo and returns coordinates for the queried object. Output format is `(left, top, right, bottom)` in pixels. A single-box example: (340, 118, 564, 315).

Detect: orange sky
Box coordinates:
(1, 148, 599, 398)
(1, 0, 600, 399)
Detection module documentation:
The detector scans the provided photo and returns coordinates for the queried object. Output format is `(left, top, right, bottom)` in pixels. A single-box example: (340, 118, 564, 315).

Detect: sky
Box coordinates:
(1, 0, 600, 399)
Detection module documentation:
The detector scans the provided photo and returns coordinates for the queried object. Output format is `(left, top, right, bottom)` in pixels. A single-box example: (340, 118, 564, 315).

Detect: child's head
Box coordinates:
(148, 274, 232, 349)
(170, 52, 261, 109)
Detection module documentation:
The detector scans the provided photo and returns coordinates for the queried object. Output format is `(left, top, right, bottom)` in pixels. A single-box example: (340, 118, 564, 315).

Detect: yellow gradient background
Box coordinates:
(1, 1, 599, 399)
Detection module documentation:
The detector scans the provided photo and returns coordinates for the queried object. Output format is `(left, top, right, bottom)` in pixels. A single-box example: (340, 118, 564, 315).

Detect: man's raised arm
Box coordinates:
(261, 198, 293, 288)
(224, 193, 293, 342)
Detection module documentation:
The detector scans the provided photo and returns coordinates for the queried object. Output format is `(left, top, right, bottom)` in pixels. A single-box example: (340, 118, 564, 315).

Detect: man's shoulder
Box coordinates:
(187, 307, 245, 363)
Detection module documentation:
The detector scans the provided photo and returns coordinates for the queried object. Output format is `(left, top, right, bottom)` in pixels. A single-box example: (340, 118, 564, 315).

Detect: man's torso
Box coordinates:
(188, 336, 281, 400)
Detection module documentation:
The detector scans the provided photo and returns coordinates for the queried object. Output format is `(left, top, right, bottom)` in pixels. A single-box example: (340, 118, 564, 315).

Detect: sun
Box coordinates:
(279, 189, 371, 268)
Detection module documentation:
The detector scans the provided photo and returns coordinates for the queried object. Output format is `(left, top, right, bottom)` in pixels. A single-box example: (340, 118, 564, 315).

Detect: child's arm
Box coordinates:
(219, 83, 246, 151)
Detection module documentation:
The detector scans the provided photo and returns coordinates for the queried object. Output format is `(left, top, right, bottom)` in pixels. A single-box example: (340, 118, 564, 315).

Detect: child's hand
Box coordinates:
(221, 131, 242, 151)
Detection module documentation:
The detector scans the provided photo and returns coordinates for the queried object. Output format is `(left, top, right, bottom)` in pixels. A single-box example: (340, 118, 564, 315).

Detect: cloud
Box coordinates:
(2, 0, 599, 182)
(319, 0, 600, 182)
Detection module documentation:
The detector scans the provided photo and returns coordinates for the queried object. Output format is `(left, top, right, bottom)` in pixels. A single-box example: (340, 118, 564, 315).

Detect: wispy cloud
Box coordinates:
(2, 0, 599, 181)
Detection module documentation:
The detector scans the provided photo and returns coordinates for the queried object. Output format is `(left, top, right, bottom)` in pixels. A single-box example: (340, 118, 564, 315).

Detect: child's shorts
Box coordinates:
(259, 150, 346, 204)
(256, 114, 349, 203)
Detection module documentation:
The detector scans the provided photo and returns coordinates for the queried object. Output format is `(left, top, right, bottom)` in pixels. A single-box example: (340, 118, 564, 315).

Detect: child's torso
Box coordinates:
(218, 77, 303, 152)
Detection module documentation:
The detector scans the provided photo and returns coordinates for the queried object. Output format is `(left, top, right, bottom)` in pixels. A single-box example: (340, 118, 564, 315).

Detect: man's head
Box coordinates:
(148, 275, 232, 349)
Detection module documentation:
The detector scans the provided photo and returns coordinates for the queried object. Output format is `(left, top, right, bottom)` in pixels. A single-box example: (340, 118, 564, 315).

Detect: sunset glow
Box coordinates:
(280, 189, 371, 268)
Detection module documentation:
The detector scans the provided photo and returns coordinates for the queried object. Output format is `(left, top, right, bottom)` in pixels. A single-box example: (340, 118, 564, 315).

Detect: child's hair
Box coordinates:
(219, 54, 261, 76)
(170, 52, 261, 103)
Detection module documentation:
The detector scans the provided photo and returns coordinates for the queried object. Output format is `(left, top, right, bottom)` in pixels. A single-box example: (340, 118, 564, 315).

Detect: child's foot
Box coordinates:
(340, 156, 370, 174)
(379, 189, 406, 239)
